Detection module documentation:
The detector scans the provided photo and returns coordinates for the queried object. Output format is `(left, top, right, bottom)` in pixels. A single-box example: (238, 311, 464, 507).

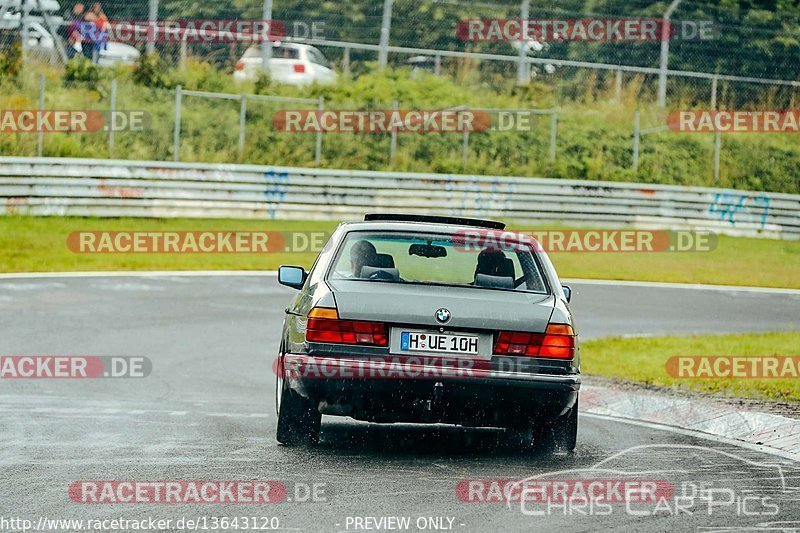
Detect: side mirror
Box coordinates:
(278, 265, 307, 290)
(562, 285, 572, 303)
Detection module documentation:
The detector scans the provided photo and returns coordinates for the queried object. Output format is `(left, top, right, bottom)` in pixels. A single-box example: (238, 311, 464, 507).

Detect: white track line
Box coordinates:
(0, 270, 278, 279)
(562, 278, 800, 295)
(0, 271, 796, 294)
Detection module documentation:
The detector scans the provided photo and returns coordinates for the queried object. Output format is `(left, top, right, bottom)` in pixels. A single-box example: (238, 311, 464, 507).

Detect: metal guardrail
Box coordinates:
(0, 157, 798, 239)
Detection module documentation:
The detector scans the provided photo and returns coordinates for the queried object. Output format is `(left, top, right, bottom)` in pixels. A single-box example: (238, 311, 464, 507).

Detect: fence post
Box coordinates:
(516, 0, 530, 85)
(315, 97, 324, 164)
(548, 111, 557, 162)
(20, 2, 29, 67)
(711, 75, 718, 109)
(342, 47, 350, 75)
(179, 36, 187, 71)
(147, 0, 158, 55)
(462, 130, 469, 169)
(37, 74, 44, 157)
(378, 0, 394, 67)
(173, 85, 182, 162)
(434, 54, 441, 76)
(238, 94, 247, 156)
(615, 68, 622, 102)
(632, 110, 640, 170)
(108, 78, 117, 158)
(390, 99, 398, 163)
(261, 0, 273, 69)
(713, 131, 721, 182)
(657, 0, 683, 108)
(462, 108, 470, 169)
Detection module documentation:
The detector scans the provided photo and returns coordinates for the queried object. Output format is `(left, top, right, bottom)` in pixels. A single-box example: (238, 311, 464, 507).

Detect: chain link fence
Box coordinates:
(3, 0, 799, 103)
(0, 0, 799, 194)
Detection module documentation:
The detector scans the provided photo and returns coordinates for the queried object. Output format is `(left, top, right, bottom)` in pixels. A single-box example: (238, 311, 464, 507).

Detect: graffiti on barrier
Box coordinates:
(264, 170, 289, 218)
(708, 192, 770, 228)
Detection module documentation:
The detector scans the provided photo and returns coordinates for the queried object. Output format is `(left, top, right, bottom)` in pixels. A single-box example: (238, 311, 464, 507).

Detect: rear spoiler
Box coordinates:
(364, 213, 505, 230)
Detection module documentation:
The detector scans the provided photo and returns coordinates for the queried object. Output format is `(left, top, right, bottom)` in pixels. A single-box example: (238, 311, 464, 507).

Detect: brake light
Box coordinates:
(493, 324, 575, 359)
(294, 63, 306, 73)
(235, 60, 245, 71)
(306, 307, 387, 346)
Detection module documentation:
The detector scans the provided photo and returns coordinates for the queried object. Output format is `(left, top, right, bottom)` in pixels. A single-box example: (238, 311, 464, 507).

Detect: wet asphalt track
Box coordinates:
(0, 275, 799, 532)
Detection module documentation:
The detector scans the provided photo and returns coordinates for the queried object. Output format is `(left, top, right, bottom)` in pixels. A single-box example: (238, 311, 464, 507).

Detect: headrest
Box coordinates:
(497, 257, 515, 279)
(474, 273, 514, 289)
(359, 266, 400, 280)
(372, 253, 395, 268)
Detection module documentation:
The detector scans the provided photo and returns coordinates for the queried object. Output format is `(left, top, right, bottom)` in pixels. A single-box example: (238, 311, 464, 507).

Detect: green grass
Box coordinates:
(0, 216, 336, 272)
(582, 332, 800, 402)
(542, 232, 800, 289)
(1, 216, 799, 290)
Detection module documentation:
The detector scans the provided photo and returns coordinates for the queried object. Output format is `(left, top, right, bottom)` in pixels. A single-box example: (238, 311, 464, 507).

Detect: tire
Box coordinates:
(276, 372, 321, 446)
(540, 397, 578, 453)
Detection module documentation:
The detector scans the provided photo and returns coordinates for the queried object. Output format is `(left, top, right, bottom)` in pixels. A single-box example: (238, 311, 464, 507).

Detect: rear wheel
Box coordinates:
(538, 397, 578, 453)
(276, 368, 321, 446)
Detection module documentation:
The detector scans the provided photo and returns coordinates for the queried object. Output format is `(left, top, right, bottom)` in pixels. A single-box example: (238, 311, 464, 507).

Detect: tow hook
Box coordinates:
(433, 381, 444, 406)
(413, 382, 445, 412)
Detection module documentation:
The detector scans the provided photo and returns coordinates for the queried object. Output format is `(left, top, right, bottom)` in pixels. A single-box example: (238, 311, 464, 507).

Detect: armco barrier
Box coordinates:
(0, 157, 798, 239)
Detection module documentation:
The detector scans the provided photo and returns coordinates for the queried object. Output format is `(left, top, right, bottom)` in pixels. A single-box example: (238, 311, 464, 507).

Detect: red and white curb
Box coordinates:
(582, 384, 800, 462)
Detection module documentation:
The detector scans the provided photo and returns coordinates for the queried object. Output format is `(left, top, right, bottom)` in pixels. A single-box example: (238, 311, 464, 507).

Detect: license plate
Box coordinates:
(400, 331, 479, 355)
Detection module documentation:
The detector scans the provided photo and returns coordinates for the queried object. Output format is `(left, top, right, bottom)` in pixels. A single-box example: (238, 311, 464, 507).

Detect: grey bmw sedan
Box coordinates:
(275, 214, 580, 451)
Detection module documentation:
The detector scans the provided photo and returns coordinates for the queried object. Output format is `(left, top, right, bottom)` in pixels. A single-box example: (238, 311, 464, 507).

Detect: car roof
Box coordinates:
(245, 42, 306, 52)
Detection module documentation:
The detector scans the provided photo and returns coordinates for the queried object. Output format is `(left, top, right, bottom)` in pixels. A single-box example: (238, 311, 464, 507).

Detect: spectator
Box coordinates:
(81, 11, 98, 61)
(89, 2, 110, 61)
(66, 3, 84, 59)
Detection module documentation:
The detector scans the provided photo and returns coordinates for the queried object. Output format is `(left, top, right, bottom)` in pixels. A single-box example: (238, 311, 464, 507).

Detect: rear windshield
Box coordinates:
(327, 231, 548, 294)
(306, 47, 331, 67)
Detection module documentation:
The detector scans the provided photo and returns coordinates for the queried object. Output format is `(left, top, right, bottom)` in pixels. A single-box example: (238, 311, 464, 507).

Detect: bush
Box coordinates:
(0, 41, 22, 80)
(178, 59, 232, 92)
(63, 56, 100, 85)
(132, 52, 176, 90)
(253, 72, 273, 94)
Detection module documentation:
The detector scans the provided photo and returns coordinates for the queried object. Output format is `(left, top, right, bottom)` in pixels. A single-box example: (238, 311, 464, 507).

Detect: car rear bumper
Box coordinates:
(281, 354, 579, 426)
